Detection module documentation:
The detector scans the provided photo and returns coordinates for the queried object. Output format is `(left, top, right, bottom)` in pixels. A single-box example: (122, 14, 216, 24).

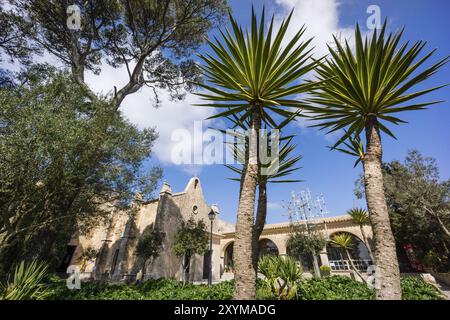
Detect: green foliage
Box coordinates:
(347, 208, 370, 225)
(258, 255, 302, 300)
(0, 69, 161, 273)
(355, 150, 450, 271)
(400, 276, 443, 300)
(47, 278, 234, 300)
(299, 275, 442, 300)
(303, 20, 449, 148)
(196, 7, 318, 126)
(6, 0, 228, 106)
(287, 230, 326, 259)
(319, 265, 331, 277)
(331, 132, 364, 167)
(330, 233, 354, 251)
(223, 125, 303, 184)
(173, 218, 209, 282)
(298, 275, 374, 300)
(0, 260, 49, 300)
(135, 228, 164, 272)
(45, 275, 442, 300)
(173, 218, 209, 259)
(0, 5, 36, 64)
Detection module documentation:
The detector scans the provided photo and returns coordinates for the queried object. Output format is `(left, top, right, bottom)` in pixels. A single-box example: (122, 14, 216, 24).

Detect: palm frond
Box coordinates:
(195, 7, 319, 125)
(302, 19, 449, 147)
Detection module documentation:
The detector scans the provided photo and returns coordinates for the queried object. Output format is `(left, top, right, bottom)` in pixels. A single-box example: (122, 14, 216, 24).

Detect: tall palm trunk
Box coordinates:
(234, 107, 260, 300)
(252, 180, 267, 272)
(363, 118, 401, 300)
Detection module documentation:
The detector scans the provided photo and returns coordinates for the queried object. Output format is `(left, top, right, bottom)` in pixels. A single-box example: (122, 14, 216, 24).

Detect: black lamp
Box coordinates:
(207, 204, 219, 285)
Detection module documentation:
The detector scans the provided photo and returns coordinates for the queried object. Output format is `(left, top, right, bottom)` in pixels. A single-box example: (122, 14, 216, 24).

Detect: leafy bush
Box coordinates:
(0, 260, 49, 300)
(258, 255, 302, 300)
(47, 277, 234, 300)
(46, 275, 443, 300)
(287, 231, 326, 260)
(320, 265, 331, 277)
(401, 276, 443, 300)
(298, 275, 374, 300)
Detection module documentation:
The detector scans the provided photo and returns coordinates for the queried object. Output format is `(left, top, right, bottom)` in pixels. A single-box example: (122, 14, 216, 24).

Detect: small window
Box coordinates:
(194, 179, 199, 189)
(193, 205, 198, 215)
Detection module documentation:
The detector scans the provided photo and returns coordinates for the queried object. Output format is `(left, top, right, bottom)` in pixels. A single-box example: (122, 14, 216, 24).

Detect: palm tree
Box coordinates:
(347, 208, 374, 261)
(195, 8, 317, 299)
(303, 20, 449, 299)
(222, 115, 302, 271)
(330, 233, 367, 284)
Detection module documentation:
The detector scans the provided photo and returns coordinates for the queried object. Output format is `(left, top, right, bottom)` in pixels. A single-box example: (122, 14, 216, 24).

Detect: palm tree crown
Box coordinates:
(330, 233, 355, 251)
(304, 20, 449, 147)
(195, 8, 318, 126)
(347, 208, 370, 225)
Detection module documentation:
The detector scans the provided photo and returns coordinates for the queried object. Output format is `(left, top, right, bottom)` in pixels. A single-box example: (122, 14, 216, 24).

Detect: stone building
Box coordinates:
(62, 177, 373, 282)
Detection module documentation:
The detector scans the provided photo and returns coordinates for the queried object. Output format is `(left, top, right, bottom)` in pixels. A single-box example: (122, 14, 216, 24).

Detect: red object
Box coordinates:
(403, 243, 425, 272)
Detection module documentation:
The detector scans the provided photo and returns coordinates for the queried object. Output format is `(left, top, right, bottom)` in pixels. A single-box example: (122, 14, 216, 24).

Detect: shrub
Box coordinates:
(258, 255, 302, 300)
(298, 275, 374, 300)
(401, 276, 443, 300)
(45, 274, 443, 300)
(47, 277, 234, 300)
(319, 265, 331, 277)
(0, 260, 50, 300)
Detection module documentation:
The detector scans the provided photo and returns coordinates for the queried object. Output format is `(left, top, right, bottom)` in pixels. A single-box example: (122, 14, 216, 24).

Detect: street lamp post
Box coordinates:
(208, 204, 219, 286)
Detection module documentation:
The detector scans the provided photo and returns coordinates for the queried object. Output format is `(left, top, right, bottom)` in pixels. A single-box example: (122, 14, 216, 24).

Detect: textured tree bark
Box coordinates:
(233, 108, 260, 300)
(363, 118, 401, 300)
(252, 181, 267, 272)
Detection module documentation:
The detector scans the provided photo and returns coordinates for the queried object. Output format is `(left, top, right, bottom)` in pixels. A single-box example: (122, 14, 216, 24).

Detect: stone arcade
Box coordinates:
(63, 177, 373, 282)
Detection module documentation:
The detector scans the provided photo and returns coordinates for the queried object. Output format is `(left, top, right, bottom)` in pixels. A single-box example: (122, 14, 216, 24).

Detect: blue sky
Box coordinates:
(152, 0, 450, 224)
(75, 0, 450, 225)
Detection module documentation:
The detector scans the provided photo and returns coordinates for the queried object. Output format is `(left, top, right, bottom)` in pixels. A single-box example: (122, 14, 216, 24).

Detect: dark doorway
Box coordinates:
(202, 250, 212, 279)
(58, 245, 77, 272)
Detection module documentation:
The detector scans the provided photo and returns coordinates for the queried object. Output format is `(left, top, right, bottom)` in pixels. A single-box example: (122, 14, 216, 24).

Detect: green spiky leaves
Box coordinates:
(195, 7, 319, 126)
(304, 20, 449, 148)
(347, 208, 370, 225)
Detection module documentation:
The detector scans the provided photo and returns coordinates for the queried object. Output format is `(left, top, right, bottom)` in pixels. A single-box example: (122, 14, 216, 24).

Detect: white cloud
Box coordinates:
(275, 0, 353, 58)
(274, 0, 353, 139)
(85, 62, 216, 167)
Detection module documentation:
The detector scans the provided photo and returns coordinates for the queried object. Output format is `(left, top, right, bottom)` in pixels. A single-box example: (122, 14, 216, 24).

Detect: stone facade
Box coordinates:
(65, 177, 374, 282)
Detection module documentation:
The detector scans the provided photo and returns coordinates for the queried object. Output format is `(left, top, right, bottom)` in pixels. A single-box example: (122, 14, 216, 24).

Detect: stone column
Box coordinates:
(319, 249, 330, 267)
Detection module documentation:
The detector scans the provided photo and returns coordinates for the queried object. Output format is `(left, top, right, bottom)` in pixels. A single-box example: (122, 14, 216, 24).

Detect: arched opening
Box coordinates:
(222, 239, 279, 273)
(326, 232, 372, 271)
(258, 239, 279, 258)
(223, 241, 234, 272)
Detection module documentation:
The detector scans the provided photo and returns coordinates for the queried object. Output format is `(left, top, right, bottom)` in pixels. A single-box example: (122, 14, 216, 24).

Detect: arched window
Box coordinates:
(258, 239, 279, 258)
(326, 232, 372, 271)
(224, 242, 234, 272)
